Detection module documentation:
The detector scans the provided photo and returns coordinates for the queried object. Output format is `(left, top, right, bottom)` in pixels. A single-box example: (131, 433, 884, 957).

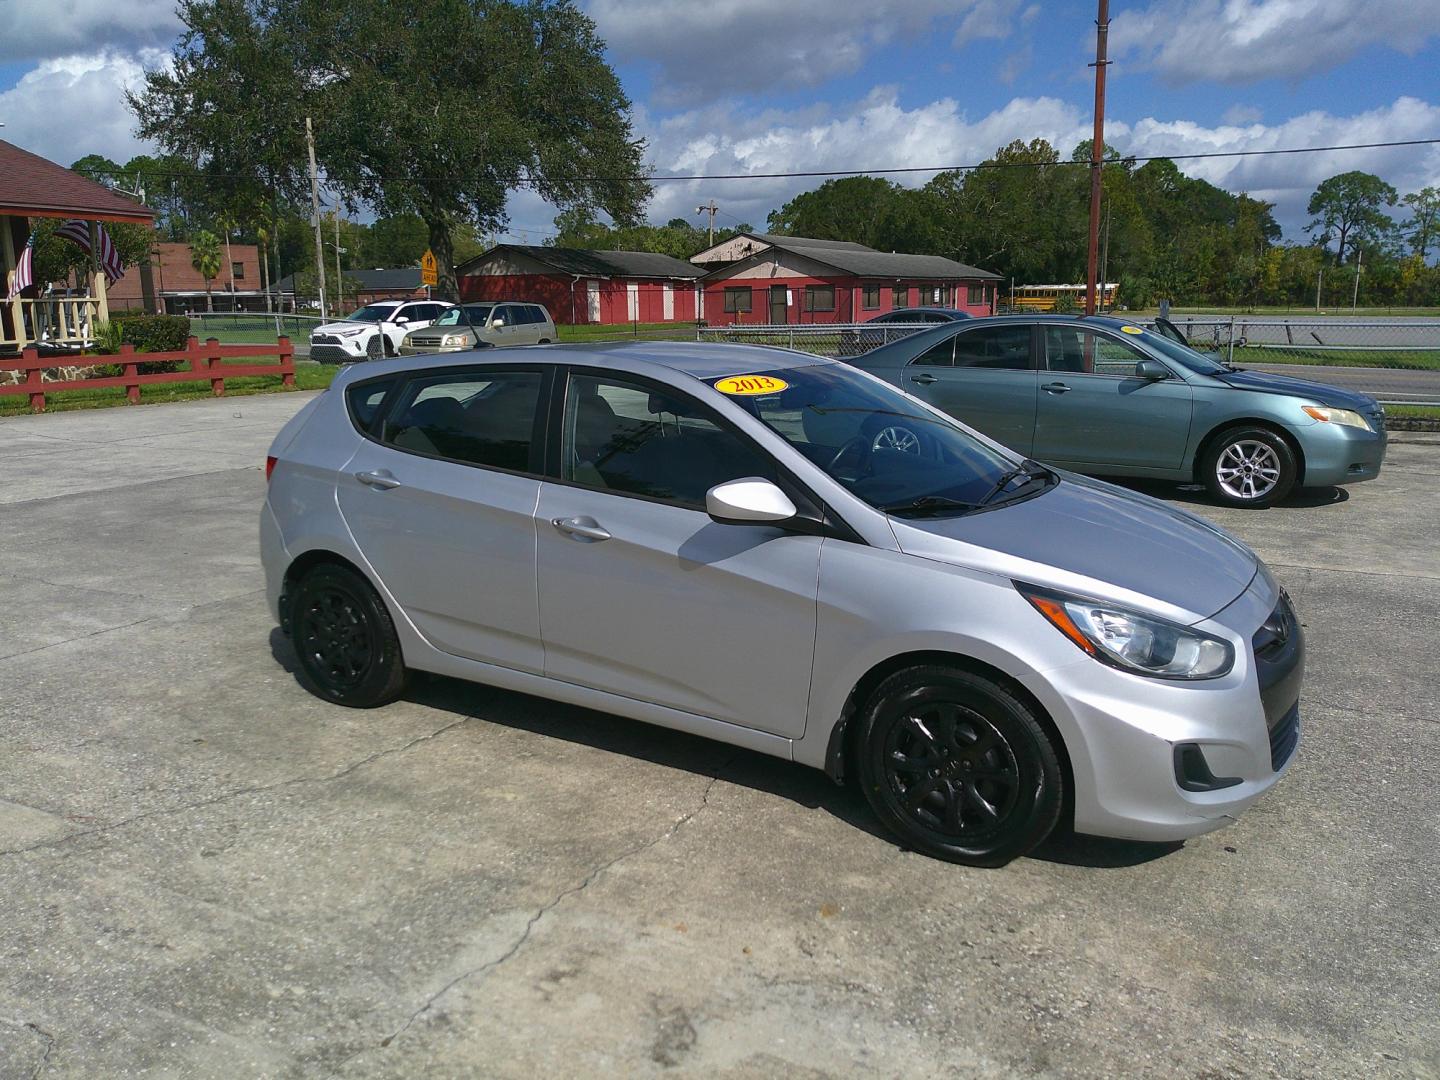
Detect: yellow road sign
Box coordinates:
(420, 249, 439, 287)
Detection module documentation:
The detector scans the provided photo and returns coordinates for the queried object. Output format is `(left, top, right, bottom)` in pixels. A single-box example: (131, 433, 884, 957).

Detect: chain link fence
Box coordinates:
(187, 312, 326, 353)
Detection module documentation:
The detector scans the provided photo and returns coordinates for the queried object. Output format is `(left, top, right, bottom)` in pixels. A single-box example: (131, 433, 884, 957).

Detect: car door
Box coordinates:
(900, 323, 1038, 455)
(488, 305, 521, 347)
(1032, 325, 1193, 470)
(535, 370, 821, 738)
(336, 364, 549, 672)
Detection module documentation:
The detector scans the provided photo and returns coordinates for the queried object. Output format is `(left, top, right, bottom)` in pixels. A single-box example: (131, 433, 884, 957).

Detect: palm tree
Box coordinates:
(215, 210, 239, 303)
(190, 231, 223, 312)
(249, 199, 275, 313)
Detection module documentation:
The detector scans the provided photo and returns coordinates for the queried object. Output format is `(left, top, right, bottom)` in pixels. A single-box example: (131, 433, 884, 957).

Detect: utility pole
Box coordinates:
(1085, 0, 1110, 317)
(1098, 203, 1112, 313)
(333, 210, 343, 314)
(1316, 268, 1323, 311)
(696, 200, 718, 246)
(305, 116, 328, 320)
(1351, 247, 1363, 310)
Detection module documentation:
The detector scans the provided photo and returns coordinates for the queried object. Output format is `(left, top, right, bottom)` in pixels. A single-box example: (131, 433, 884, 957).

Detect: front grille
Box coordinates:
(311, 333, 340, 345)
(1269, 703, 1300, 770)
(309, 344, 354, 363)
(409, 336, 446, 347)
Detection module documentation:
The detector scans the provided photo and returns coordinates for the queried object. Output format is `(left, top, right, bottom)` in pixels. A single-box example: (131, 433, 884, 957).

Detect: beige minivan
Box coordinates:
(399, 302, 556, 353)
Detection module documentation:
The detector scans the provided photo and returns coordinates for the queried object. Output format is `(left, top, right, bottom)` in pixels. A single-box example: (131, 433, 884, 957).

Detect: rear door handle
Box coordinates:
(909, 373, 939, 385)
(355, 469, 402, 490)
(1042, 382, 1072, 394)
(551, 516, 611, 542)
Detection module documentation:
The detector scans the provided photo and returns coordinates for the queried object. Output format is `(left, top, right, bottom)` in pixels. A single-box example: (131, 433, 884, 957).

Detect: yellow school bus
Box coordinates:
(1011, 284, 1117, 311)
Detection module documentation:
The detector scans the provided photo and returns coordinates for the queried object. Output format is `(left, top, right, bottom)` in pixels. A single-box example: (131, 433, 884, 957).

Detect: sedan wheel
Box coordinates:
(856, 665, 1063, 866)
(1202, 426, 1297, 508)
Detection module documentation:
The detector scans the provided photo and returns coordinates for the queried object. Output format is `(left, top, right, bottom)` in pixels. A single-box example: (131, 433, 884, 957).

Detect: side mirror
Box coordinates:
(393, 314, 409, 324)
(490, 318, 505, 328)
(1136, 359, 1169, 381)
(706, 477, 797, 526)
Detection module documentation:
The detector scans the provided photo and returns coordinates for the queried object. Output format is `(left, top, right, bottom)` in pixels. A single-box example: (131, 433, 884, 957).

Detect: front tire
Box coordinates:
(855, 666, 1063, 867)
(1202, 426, 1297, 508)
(365, 334, 383, 361)
(288, 564, 407, 707)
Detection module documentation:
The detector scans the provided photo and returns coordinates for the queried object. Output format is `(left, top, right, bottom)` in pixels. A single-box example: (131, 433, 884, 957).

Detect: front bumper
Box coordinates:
(1036, 575, 1303, 842)
(309, 334, 370, 363)
(1295, 412, 1387, 487)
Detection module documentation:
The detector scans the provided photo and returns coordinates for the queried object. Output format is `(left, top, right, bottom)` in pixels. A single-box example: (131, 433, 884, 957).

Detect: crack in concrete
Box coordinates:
(0, 570, 163, 604)
(0, 716, 475, 859)
(0, 1018, 56, 1079)
(336, 756, 737, 1073)
(1266, 561, 1440, 584)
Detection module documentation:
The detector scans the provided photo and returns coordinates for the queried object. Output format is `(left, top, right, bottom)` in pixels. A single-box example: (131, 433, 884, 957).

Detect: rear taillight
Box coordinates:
(265, 456, 277, 482)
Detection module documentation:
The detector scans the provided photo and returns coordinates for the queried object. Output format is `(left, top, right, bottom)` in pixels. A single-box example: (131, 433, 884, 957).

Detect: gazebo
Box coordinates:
(1, 139, 155, 356)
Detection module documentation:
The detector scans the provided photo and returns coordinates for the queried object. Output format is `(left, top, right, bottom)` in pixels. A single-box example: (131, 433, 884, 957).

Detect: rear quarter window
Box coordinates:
(346, 376, 398, 435)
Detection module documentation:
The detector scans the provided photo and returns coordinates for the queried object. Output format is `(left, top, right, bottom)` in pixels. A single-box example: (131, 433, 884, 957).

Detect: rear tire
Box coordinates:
(855, 665, 1062, 867)
(288, 564, 407, 708)
(1201, 425, 1297, 508)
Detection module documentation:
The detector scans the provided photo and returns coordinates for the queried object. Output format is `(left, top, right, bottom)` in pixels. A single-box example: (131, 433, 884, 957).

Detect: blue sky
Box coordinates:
(2, 0, 1438, 244)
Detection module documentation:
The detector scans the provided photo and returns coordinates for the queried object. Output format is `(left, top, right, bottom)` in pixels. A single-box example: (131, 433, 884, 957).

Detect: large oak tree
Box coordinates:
(130, 0, 651, 300)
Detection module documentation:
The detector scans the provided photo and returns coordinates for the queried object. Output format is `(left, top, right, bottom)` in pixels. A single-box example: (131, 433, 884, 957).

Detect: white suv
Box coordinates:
(309, 300, 453, 362)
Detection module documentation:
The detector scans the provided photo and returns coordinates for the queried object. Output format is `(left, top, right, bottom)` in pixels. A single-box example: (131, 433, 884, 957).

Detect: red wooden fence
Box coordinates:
(0, 336, 295, 413)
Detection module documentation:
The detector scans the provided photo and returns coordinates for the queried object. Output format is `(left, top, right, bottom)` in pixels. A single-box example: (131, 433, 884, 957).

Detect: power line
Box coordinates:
(91, 137, 1440, 186)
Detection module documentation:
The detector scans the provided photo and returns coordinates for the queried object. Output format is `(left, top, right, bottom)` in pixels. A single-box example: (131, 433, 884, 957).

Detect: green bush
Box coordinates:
(120, 314, 192, 353)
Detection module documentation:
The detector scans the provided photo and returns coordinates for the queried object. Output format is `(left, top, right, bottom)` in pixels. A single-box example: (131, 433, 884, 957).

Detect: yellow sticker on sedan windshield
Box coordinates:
(1120, 324, 1145, 335)
(714, 374, 789, 396)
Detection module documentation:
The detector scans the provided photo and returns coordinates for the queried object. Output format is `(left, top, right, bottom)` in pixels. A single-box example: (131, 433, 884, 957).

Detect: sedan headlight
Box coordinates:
(1016, 583, 1234, 680)
(442, 333, 472, 346)
(1302, 405, 1371, 431)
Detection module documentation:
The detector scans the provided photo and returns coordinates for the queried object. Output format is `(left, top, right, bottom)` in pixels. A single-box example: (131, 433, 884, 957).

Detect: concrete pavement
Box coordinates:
(1, 392, 1437, 1078)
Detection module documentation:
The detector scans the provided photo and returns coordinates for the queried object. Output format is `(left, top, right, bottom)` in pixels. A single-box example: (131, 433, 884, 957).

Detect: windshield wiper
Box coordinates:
(977, 458, 1052, 507)
(878, 495, 980, 517)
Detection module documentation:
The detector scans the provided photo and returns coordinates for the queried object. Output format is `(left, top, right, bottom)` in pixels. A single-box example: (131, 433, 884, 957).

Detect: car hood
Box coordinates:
(312, 320, 380, 336)
(1216, 367, 1377, 410)
(889, 473, 1259, 621)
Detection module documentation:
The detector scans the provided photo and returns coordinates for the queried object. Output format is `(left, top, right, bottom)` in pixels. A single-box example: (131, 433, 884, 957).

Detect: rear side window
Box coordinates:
(953, 325, 1032, 370)
(911, 336, 955, 366)
(346, 376, 398, 434)
(381, 368, 543, 472)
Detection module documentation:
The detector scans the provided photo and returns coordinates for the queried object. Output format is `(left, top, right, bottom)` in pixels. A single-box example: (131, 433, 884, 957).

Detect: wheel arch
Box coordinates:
(1192, 417, 1306, 485)
(824, 648, 1075, 829)
(279, 549, 373, 634)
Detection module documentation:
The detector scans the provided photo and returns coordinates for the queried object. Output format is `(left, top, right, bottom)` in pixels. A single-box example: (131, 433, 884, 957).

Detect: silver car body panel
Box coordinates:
(264, 343, 1300, 843)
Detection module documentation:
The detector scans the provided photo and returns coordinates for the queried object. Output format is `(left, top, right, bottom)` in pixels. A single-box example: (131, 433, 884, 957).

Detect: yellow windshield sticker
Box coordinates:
(1120, 324, 1145, 335)
(715, 374, 789, 396)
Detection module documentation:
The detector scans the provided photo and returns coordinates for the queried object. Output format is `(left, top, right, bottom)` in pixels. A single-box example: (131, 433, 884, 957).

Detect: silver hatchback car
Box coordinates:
(262, 343, 1302, 866)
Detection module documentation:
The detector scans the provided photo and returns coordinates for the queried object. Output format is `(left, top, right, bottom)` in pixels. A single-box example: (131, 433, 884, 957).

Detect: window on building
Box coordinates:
(804, 285, 835, 312)
(231, 262, 245, 280)
(723, 287, 753, 314)
(862, 284, 880, 309)
(967, 284, 984, 305)
(893, 286, 908, 308)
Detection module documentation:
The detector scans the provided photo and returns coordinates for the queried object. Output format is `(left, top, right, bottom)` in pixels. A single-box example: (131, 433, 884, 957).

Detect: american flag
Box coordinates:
(4, 234, 34, 301)
(54, 219, 125, 285)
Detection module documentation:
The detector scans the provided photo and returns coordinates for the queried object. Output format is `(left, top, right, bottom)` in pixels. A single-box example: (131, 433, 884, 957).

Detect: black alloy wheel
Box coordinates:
(289, 564, 407, 707)
(856, 666, 1063, 867)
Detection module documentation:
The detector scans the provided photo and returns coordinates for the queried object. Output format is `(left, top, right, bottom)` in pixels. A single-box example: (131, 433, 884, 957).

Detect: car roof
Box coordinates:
(331, 340, 837, 390)
(889, 307, 967, 316)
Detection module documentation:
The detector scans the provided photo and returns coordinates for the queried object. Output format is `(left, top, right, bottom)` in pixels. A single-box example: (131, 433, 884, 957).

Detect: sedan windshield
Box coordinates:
(345, 304, 401, 322)
(434, 304, 493, 326)
(717, 364, 1053, 516)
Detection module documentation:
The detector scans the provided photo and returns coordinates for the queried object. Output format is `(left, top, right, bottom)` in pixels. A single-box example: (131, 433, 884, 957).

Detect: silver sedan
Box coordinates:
(262, 343, 1302, 866)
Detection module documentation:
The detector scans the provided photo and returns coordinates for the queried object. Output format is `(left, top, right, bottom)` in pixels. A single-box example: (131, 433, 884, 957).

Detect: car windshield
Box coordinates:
(717, 364, 1053, 516)
(433, 305, 492, 326)
(1140, 327, 1230, 374)
(345, 304, 400, 322)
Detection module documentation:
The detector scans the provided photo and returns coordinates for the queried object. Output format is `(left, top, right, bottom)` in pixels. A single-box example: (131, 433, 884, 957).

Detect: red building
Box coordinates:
(690, 233, 1002, 326)
(457, 245, 705, 326)
(108, 241, 263, 313)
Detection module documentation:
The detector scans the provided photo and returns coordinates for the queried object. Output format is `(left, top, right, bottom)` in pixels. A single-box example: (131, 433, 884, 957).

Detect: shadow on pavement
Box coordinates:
(270, 628, 1185, 871)
(1107, 477, 1349, 510)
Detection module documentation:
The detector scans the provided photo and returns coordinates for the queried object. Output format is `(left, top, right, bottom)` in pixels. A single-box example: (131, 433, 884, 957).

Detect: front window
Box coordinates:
(723, 287, 752, 314)
(718, 364, 1046, 516)
(1044, 326, 1152, 377)
(434, 304, 494, 326)
(346, 304, 401, 322)
(804, 285, 835, 312)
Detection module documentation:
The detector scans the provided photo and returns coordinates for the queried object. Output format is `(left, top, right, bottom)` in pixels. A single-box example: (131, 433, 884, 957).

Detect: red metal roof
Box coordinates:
(0, 139, 155, 224)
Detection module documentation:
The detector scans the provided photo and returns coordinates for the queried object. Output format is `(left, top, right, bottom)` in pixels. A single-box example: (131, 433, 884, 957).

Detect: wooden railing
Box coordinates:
(0, 336, 295, 413)
(1, 272, 110, 353)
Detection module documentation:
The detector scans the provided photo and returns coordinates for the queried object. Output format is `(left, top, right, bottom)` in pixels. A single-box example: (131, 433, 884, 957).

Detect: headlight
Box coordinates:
(1016, 583, 1234, 680)
(442, 334, 471, 346)
(336, 327, 365, 337)
(1302, 405, 1371, 430)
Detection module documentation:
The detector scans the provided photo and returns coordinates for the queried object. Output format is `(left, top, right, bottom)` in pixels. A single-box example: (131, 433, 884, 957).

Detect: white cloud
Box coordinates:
(1111, 0, 1440, 84)
(1222, 104, 1263, 125)
(586, 0, 1024, 105)
(0, 51, 161, 166)
(0, 0, 181, 63)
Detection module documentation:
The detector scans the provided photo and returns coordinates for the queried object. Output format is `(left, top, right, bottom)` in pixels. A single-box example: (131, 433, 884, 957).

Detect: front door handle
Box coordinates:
(355, 469, 402, 490)
(552, 516, 611, 542)
(1042, 382, 1072, 394)
(910, 373, 939, 385)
